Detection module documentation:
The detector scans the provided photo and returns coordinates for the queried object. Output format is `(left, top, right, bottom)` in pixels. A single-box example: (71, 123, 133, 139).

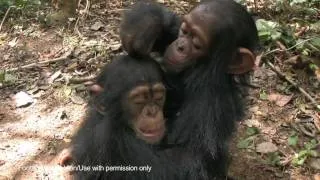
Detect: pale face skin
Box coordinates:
(126, 83, 166, 144)
(163, 5, 211, 73)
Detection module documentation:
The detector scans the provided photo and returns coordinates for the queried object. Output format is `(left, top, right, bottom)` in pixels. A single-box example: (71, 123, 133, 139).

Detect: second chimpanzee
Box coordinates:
(119, 0, 260, 179)
(66, 55, 183, 180)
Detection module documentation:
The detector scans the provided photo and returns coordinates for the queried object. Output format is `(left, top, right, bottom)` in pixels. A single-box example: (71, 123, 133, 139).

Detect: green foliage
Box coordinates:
(296, 37, 320, 56)
(289, 0, 319, 8)
(288, 133, 298, 146)
(14, 0, 41, 9)
(0, 0, 42, 8)
(304, 139, 318, 150)
(310, 22, 320, 33)
(237, 127, 260, 149)
(0, 0, 12, 14)
(0, 71, 18, 85)
(290, 0, 308, 5)
(259, 90, 268, 100)
(256, 19, 282, 43)
(0, 70, 5, 82)
(273, 0, 319, 17)
(0, 0, 45, 16)
(237, 136, 256, 149)
(246, 127, 260, 136)
(267, 152, 281, 166)
(292, 139, 319, 166)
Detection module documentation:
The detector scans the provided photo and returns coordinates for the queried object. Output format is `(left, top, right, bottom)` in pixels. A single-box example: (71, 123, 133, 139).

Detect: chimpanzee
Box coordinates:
(119, 0, 260, 179)
(63, 55, 183, 180)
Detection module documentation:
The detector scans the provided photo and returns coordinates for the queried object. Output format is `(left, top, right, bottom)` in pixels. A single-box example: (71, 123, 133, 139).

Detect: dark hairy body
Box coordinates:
(69, 56, 181, 180)
(120, 0, 260, 179)
(59, 0, 260, 179)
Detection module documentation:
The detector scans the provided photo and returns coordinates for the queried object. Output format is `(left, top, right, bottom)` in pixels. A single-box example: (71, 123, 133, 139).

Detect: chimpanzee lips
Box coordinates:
(166, 55, 187, 66)
(139, 124, 165, 138)
(167, 57, 179, 65)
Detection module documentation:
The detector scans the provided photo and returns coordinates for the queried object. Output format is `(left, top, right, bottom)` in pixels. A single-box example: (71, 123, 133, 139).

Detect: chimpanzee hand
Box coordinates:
(120, 15, 162, 57)
(120, 2, 180, 57)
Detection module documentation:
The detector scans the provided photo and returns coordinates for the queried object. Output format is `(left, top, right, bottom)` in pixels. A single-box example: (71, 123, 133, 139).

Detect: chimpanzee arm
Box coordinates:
(167, 88, 243, 178)
(120, 1, 181, 57)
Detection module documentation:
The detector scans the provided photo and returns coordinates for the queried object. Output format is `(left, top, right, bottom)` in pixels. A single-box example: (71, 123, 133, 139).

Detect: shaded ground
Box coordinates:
(0, 0, 319, 180)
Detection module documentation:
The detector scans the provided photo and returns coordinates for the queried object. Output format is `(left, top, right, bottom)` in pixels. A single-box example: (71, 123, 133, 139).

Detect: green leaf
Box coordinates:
(246, 127, 259, 136)
(259, 91, 268, 100)
(237, 136, 255, 149)
(0, 70, 4, 82)
(309, 150, 319, 157)
(292, 150, 309, 166)
(267, 152, 281, 166)
(290, 0, 308, 5)
(4, 73, 17, 83)
(309, 64, 318, 70)
(296, 39, 307, 50)
(310, 22, 320, 32)
(309, 37, 320, 50)
(271, 31, 282, 41)
(256, 19, 282, 43)
(288, 134, 298, 146)
(258, 31, 271, 41)
(293, 155, 308, 166)
(304, 139, 318, 150)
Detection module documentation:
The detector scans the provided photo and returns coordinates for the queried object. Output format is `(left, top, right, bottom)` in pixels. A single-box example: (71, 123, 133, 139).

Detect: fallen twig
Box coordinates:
(0, 6, 12, 32)
(264, 59, 319, 110)
(5, 49, 74, 72)
(263, 38, 316, 56)
(74, 0, 90, 37)
(69, 75, 96, 84)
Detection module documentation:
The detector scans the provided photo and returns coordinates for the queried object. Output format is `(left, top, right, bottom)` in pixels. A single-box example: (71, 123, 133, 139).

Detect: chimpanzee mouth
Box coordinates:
(166, 56, 186, 66)
(166, 58, 179, 65)
(139, 126, 165, 137)
(165, 58, 186, 71)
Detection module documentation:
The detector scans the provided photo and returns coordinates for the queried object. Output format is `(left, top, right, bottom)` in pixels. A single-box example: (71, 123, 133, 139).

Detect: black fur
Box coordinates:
(71, 56, 180, 180)
(120, 0, 259, 179)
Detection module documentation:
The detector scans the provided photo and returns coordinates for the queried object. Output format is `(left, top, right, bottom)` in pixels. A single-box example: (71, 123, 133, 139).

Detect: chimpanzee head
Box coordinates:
(95, 55, 166, 144)
(163, 0, 259, 74)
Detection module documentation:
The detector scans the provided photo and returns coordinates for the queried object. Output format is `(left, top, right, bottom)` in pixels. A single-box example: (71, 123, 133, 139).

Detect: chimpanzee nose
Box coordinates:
(178, 44, 184, 52)
(177, 39, 186, 52)
(146, 105, 157, 117)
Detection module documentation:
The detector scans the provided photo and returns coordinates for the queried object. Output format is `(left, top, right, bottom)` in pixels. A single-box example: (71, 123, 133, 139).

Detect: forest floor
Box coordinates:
(0, 0, 319, 180)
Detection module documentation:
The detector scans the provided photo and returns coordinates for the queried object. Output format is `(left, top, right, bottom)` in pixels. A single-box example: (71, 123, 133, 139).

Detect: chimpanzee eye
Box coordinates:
(194, 44, 201, 50)
(133, 97, 146, 105)
(155, 97, 163, 102)
(135, 101, 145, 105)
(193, 38, 202, 50)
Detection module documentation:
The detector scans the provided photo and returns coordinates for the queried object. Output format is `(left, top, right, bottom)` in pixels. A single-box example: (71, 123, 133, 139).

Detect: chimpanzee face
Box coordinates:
(163, 5, 212, 73)
(124, 82, 166, 144)
(163, 3, 256, 75)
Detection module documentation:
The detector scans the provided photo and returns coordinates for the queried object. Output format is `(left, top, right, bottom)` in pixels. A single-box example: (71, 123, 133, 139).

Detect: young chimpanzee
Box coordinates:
(119, 0, 260, 179)
(65, 55, 181, 180)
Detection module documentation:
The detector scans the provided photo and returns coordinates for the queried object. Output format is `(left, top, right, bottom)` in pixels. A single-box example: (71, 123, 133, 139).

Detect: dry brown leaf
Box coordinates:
(315, 68, 320, 81)
(314, 113, 320, 132)
(268, 93, 293, 107)
(284, 55, 300, 65)
(309, 158, 320, 170)
(256, 142, 278, 154)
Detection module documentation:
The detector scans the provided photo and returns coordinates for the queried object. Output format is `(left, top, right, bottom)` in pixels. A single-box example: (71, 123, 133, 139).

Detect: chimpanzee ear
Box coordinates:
(89, 84, 104, 95)
(227, 48, 255, 74)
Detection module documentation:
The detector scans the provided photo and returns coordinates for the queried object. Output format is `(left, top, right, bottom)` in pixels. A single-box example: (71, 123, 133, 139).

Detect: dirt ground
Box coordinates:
(0, 1, 319, 180)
